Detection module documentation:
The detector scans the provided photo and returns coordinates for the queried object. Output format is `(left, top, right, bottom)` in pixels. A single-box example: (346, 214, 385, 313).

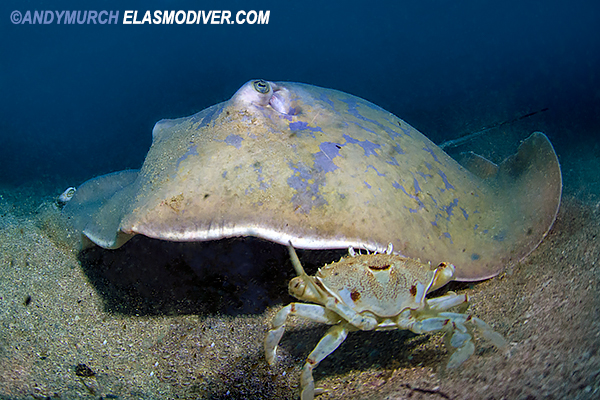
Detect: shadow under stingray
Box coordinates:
(78, 236, 347, 316)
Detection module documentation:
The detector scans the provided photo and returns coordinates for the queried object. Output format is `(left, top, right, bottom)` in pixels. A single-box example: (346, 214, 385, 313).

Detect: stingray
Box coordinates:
(64, 79, 562, 281)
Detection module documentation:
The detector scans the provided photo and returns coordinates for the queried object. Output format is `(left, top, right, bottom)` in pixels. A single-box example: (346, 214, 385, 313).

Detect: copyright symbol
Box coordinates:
(11, 10, 22, 24)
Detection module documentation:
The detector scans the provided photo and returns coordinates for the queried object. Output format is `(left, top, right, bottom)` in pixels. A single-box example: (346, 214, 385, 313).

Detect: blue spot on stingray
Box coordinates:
(319, 93, 335, 108)
(424, 162, 433, 170)
(254, 164, 270, 191)
(396, 122, 412, 137)
(413, 178, 421, 194)
(287, 161, 327, 213)
(460, 207, 469, 220)
(224, 134, 243, 149)
(383, 126, 402, 140)
(444, 198, 459, 219)
(343, 134, 380, 156)
(392, 181, 401, 189)
(342, 99, 370, 121)
(423, 146, 440, 163)
(381, 125, 405, 140)
(392, 143, 405, 155)
(441, 232, 453, 243)
(471, 253, 480, 261)
(313, 142, 343, 173)
(176, 145, 199, 169)
(437, 170, 455, 191)
(341, 98, 411, 139)
(351, 121, 378, 135)
(398, 184, 424, 213)
(416, 171, 433, 181)
(289, 121, 323, 138)
(366, 165, 386, 176)
(386, 157, 400, 166)
(222, 171, 227, 178)
(289, 121, 306, 130)
(364, 181, 372, 189)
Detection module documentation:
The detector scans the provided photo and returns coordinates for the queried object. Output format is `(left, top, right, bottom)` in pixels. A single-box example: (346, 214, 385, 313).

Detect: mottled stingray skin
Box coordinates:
(65, 80, 562, 281)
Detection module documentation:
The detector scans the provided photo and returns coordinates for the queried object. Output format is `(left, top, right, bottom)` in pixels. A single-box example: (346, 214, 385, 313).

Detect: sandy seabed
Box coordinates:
(0, 137, 599, 400)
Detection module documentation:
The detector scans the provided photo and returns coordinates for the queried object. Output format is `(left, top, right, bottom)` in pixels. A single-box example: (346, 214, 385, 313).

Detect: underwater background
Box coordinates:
(1, 0, 598, 190)
(1, 1, 600, 399)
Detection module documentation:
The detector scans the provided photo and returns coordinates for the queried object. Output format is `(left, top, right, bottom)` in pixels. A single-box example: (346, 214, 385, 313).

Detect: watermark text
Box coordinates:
(10, 10, 270, 25)
(11, 10, 119, 24)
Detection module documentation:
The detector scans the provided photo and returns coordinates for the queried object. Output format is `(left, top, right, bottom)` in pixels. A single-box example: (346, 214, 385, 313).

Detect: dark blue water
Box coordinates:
(1, 0, 598, 188)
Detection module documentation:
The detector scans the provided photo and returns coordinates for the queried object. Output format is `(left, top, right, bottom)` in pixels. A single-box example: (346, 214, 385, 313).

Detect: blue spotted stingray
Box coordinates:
(65, 80, 562, 280)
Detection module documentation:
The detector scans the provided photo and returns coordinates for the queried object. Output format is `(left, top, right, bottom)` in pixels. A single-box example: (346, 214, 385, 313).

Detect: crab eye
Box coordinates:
(253, 79, 270, 94)
(289, 277, 306, 297)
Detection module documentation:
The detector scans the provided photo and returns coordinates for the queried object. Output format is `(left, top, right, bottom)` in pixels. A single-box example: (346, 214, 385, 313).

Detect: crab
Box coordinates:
(265, 243, 507, 400)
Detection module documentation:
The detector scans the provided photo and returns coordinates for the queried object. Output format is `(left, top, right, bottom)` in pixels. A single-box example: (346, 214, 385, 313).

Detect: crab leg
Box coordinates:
(264, 303, 342, 365)
(436, 312, 507, 368)
(300, 322, 352, 400)
(425, 292, 468, 311)
(393, 294, 507, 369)
(470, 316, 508, 349)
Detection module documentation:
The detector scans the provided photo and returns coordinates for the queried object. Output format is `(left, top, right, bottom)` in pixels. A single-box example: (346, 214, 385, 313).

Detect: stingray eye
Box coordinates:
(253, 79, 270, 94)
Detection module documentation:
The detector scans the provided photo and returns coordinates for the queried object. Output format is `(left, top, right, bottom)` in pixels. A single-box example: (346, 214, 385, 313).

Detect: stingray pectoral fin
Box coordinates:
(63, 170, 139, 249)
(457, 151, 499, 180)
(461, 132, 561, 280)
(497, 131, 562, 251)
(82, 186, 136, 249)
